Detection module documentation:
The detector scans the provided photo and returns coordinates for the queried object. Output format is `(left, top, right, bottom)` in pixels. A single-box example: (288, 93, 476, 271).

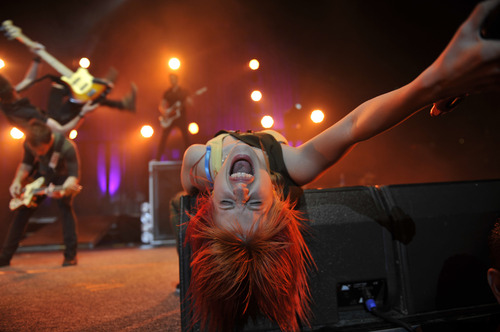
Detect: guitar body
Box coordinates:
(8, 177, 82, 211)
(1, 20, 112, 104)
(9, 177, 45, 211)
(159, 104, 181, 129)
(61, 68, 111, 104)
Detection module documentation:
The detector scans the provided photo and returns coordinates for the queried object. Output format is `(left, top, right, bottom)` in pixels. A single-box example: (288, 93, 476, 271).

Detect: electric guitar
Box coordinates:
(9, 177, 82, 211)
(159, 87, 207, 128)
(1, 20, 112, 104)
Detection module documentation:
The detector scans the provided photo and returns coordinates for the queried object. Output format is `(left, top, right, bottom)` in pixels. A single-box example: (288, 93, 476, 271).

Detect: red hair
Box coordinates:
(185, 190, 314, 332)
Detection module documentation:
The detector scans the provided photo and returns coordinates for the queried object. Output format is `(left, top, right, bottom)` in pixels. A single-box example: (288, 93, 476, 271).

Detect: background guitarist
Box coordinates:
(156, 73, 193, 161)
(0, 119, 82, 267)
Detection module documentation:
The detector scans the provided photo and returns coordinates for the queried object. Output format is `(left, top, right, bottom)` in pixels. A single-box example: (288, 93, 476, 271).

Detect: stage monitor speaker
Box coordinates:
(379, 179, 500, 315)
(148, 160, 183, 244)
(179, 186, 400, 331)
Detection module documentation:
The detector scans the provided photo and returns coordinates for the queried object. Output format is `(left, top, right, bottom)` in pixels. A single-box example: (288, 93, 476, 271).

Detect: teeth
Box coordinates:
(230, 172, 253, 179)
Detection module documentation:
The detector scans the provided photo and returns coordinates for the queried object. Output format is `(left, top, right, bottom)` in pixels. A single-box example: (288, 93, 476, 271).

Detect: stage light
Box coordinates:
(168, 57, 181, 70)
(251, 90, 262, 102)
(188, 122, 199, 135)
(79, 57, 90, 69)
(261, 115, 274, 129)
(141, 125, 154, 138)
(249, 59, 259, 70)
(10, 127, 24, 139)
(0, 59, 5, 69)
(311, 109, 325, 123)
(69, 129, 78, 140)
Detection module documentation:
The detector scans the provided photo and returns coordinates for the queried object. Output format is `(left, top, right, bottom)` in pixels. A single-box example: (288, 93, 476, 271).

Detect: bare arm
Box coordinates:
(15, 58, 41, 92)
(159, 98, 168, 114)
(284, 0, 500, 186)
(45, 101, 98, 135)
(9, 163, 32, 197)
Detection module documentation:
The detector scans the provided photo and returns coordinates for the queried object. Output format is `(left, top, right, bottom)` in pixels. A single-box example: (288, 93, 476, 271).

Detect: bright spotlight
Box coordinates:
(141, 125, 154, 138)
(0, 59, 5, 69)
(249, 59, 259, 70)
(79, 57, 90, 69)
(311, 110, 325, 123)
(188, 122, 199, 135)
(261, 115, 274, 129)
(10, 127, 24, 139)
(168, 58, 181, 70)
(251, 90, 262, 102)
(69, 130, 78, 140)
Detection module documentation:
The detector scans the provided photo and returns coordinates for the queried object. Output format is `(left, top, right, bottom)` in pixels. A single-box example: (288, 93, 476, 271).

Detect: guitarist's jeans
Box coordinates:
(156, 120, 190, 161)
(0, 195, 78, 262)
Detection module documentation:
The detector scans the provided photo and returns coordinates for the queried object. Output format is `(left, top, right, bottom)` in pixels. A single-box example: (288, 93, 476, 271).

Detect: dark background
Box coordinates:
(0, 0, 498, 222)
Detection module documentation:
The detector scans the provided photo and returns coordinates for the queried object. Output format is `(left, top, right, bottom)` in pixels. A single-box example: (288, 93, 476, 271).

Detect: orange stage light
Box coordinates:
(261, 115, 274, 129)
(188, 122, 199, 135)
(141, 125, 154, 138)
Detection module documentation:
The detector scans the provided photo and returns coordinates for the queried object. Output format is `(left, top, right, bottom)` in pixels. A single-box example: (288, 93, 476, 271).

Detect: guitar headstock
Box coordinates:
(1, 20, 40, 51)
(1, 20, 22, 40)
(195, 86, 208, 96)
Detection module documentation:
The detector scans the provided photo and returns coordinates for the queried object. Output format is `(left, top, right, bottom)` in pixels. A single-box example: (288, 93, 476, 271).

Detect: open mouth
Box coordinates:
(230, 156, 254, 180)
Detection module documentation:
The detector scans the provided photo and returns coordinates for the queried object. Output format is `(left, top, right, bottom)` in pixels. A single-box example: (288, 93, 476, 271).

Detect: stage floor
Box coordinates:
(0, 245, 181, 332)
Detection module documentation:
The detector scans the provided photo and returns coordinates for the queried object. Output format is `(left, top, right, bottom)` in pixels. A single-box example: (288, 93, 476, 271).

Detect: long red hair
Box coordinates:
(185, 190, 314, 332)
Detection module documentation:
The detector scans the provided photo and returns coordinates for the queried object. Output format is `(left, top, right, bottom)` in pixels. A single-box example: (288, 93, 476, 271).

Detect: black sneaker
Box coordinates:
(121, 82, 137, 112)
(0, 257, 10, 267)
(62, 257, 77, 267)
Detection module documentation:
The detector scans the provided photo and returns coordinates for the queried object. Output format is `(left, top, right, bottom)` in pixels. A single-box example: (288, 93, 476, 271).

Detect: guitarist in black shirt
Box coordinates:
(156, 73, 194, 161)
(0, 119, 82, 267)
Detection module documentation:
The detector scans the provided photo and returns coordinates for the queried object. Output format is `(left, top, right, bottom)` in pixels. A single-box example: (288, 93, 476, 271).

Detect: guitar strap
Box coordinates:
(48, 133, 64, 174)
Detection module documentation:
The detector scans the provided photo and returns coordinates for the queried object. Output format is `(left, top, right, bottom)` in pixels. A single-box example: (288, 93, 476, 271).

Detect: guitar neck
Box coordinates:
(15, 32, 74, 78)
(35, 49, 74, 78)
(33, 185, 63, 195)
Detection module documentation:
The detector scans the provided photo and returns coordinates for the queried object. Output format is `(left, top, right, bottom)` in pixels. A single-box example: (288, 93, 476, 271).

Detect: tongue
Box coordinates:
(232, 160, 252, 174)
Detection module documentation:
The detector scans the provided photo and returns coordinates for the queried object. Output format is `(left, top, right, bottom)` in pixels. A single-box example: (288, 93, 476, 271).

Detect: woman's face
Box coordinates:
(212, 141, 275, 233)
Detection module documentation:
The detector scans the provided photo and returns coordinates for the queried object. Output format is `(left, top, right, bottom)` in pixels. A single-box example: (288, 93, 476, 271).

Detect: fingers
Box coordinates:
(83, 100, 99, 113)
(470, 0, 500, 30)
(9, 184, 21, 198)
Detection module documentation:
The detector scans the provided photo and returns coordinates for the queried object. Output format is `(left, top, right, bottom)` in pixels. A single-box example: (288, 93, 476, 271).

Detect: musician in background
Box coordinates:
(17, 56, 137, 128)
(2, 22, 137, 129)
(0, 119, 82, 267)
(0, 73, 97, 134)
(156, 73, 193, 161)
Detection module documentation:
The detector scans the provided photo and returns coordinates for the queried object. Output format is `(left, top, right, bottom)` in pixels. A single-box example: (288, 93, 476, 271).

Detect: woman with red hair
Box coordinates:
(181, 1, 500, 331)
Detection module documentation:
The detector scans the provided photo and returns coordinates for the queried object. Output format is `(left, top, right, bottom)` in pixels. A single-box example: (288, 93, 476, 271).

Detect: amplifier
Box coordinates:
(148, 160, 183, 244)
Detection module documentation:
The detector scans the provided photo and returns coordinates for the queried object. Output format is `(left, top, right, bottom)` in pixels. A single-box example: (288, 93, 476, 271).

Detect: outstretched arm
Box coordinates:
(45, 101, 99, 135)
(9, 163, 32, 197)
(15, 55, 43, 92)
(284, 0, 500, 186)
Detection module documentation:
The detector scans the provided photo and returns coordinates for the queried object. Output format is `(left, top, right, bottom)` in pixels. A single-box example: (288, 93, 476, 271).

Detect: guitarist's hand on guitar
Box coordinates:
(80, 100, 100, 117)
(9, 180, 22, 198)
(63, 183, 83, 197)
(47, 183, 82, 198)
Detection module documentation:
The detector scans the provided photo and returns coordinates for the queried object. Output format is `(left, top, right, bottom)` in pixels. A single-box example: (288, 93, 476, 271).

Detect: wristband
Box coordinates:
(78, 112, 85, 119)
